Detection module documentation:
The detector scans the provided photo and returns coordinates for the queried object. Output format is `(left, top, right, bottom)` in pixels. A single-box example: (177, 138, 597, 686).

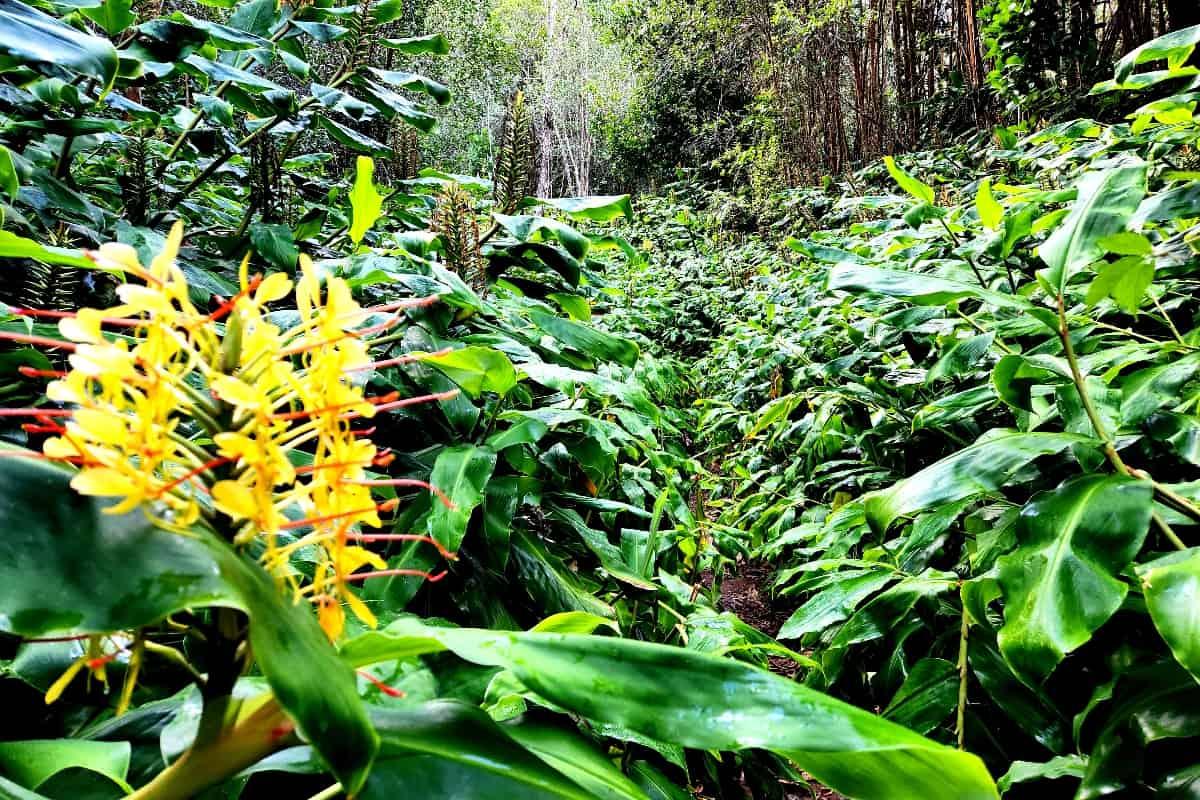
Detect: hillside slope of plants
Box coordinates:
(603, 27, 1200, 798)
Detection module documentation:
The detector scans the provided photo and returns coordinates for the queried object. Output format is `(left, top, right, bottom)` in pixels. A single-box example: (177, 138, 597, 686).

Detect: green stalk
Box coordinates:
(126, 699, 293, 800)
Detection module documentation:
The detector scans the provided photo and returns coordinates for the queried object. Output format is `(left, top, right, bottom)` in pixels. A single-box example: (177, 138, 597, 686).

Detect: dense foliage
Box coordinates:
(604, 25, 1200, 798)
(2, 0, 1200, 797)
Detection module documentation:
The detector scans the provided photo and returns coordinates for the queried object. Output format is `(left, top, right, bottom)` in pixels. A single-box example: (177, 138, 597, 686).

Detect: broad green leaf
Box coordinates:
(361, 702, 593, 799)
(1146, 412, 1200, 465)
(992, 354, 1069, 412)
(997, 475, 1152, 683)
(882, 658, 958, 735)
(969, 640, 1068, 752)
(864, 432, 1085, 531)
(0, 0, 118, 88)
(1115, 25, 1200, 82)
(1098, 231, 1152, 255)
(530, 612, 618, 634)
(343, 620, 1000, 800)
(381, 33, 451, 55)
(527, 309, 640, 367)
(537, 195, 633, 223)
(828, 263, 1033, 312)
(427, 445, 497, 551)
(0, 741, 129, 792)
(0, 145, 16, 201)
(777, 570, 895, 640)
(511, 529, 616, 619)
(976, 178, 1003, 230)
(883, 156, 935, 204)
(0, 231, 98, 271)
(1038, 163, 1148, 293)
(493, 214, 589, 259)
(1084, 256, 1153, 312)
(927, 332, 995, 383)
(503, 720, 651, 800)
(423, 346, 517, 397)
(0, 458, 377, 794)
(0, 457, 237, 636)
(997, 755, 1088, 794)
(249, 223, 298, 271)
(80, 0, 134, 35)
(183, 54, 286, 93)
(1136, 548, 1200, 681)
(1120, 353, 1200, 426)
(349, 156, 385, 245)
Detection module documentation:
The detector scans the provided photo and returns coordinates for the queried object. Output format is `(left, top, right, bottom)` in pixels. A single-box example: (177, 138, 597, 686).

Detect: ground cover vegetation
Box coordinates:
(0, 0, 1199, 798)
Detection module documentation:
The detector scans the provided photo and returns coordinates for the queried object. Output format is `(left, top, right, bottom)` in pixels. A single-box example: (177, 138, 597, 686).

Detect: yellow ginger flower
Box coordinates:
(2, 223, 459, 648)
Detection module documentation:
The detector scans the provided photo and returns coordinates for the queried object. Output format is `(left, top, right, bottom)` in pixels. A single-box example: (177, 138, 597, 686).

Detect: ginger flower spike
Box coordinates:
(5, 223, 458, 643)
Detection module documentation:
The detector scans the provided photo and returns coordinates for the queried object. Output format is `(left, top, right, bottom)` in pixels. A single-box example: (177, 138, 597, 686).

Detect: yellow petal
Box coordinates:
(71, 467, 138, 497)
(344, 588, 378, 630)
(337, 545, 388, 574)
(90, 242, 142, 274)
(58, 308, 105, 343)
(150, 221, 183, 278)
(256, 272, 293, 304)
(211, 375, 261, 409)
(44, 656, 87, 705)
(73, 408, 128, 445)
(318, 596, 345, 641)
(212, 480, 259, 520)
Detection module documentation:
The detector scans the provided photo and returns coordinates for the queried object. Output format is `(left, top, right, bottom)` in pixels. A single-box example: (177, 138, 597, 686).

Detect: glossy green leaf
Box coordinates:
(1085, 256, 1152, 312)
(503, 720, 650, 800)
(997, 475, 1152, 682)
(423, 346, 517, 397)
(997, 755, 1087, 794)
(1136, 548, 1200, 681)
(828, 263, 1033, 312)
(0, 0, 118, 88)
(349, 156, 385, 245)
(1039, 163, 1148, 293)
(343, 620, 1000, 800)
(381, 33, 451, 55)
(0, 231, 98, 271)
(883, 156, 935, 204)
(80, 0, 134, 35)
(427, 445, 497, 551)
(0, 145, 16, 202)
(537, 195, 633, 223)
(0, 458, 377, 794)
(777, 570, 895, 640)
(0, 741, 129, 793)
(864, 432, 1085, 532)
(361, 701, 593, 799)
(0, 457, 237, 636)
(976, 178, 1003, 229)
(882, 658, 958, 735)
(248, 223, 298, 271)
(527, 309, 640, 367)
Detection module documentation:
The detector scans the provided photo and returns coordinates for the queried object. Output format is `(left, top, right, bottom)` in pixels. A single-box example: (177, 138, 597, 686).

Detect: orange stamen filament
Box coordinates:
(277, 498, 400, 531)
(356, 669, 406, 698)
(340, 568, 447, 584)
(347, 532, 458, 560)
(340, 478, 455, 509)
(344, 347, 453, 373)
(0, 332, 77, 351)
(343, 389, 460, 419)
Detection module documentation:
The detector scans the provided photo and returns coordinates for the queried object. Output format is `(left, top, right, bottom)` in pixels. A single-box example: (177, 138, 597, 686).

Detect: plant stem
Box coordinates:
(157, 22, 295, 177)
(1151, 511, 1188, 552)
(305, 785, 344, 800)
(1057, 295, 1127, 472)
(955, 601, 969, 750)
(127, 699, 293, 800)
